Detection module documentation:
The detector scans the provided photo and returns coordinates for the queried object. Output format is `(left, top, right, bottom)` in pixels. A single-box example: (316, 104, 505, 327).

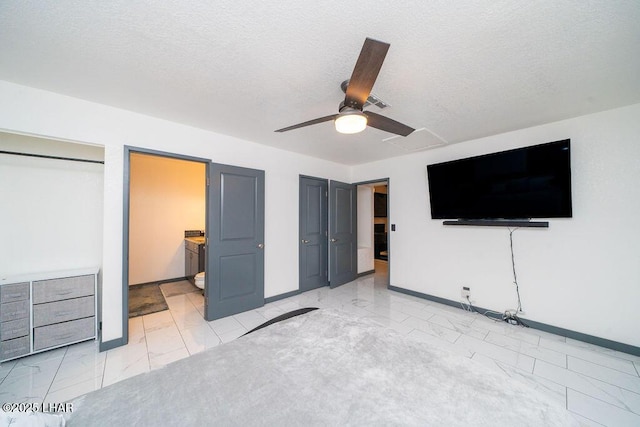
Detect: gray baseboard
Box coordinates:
(264, 289, 301, 304)
(388, 285, 640, 357)
(130, 277, 188, 287)
(99, 336, 127, 352)
(358, 269, 375, 277)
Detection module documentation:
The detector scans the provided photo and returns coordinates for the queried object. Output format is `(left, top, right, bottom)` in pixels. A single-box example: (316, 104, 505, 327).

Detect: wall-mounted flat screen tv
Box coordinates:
(427, 139, 572, 220)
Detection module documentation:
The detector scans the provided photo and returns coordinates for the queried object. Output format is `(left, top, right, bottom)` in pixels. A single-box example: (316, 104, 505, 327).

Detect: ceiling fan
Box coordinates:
(275, 38, 415, 137)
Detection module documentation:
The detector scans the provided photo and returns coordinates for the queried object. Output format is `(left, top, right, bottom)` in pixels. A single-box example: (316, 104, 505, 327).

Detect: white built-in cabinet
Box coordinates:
(0, 268, 98, 362)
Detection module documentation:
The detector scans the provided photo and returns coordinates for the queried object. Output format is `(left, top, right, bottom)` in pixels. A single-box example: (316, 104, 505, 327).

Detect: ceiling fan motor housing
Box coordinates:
(338, 102, 361, 113)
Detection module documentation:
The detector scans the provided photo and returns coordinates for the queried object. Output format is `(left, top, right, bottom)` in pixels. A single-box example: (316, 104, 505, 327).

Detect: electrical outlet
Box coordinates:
(461, 286, 470, 299)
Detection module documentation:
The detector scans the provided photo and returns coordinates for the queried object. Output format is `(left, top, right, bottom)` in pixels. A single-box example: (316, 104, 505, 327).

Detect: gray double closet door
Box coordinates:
(299, 177, 357, 291)
(204, 170, 358, 322)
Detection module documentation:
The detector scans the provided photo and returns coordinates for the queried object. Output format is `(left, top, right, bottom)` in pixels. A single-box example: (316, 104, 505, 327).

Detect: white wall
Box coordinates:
(0, 80, 351, 343)
(357, 185, 374, 273)
(0, 132, 104, 276)
(129, 154, 206, 285)
(351, 103, 640, 348)
(3, 78, 638, 349)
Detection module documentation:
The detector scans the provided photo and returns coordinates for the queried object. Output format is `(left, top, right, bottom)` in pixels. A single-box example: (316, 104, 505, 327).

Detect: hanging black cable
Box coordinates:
(509, 227, 523, 312)
(0, 150, 104, 164)
(506, 228, 529, 327)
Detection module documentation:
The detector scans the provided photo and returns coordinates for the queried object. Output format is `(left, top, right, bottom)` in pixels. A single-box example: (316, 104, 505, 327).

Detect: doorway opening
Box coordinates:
(123, 147, 210, 345)
(356, 180, 390, 288)
(298, 176, 389, 292)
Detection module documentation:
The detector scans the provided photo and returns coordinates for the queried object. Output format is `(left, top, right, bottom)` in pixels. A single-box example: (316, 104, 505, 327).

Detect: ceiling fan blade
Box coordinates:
(344, 38, 390, 110)
(275, 114, 338, 133)
(364, 111, 415, 137)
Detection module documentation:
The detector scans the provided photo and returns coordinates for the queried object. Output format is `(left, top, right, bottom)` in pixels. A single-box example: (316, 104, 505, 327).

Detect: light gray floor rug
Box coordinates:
(127, 283, 168, 318)
(159, 279, 200, 298)
(66, 309, 579, 426)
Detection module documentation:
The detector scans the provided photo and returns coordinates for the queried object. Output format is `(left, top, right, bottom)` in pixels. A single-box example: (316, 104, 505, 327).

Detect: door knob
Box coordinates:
(257, 243, 264, 249)
(330, 238, 338, 242)
(301, 239, 309, 244)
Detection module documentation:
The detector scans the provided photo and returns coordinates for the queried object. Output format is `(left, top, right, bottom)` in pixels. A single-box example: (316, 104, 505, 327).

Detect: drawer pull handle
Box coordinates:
(56, 333, 73, 340)
(55, 311, 72, 317)
(57, 290, 74, 296)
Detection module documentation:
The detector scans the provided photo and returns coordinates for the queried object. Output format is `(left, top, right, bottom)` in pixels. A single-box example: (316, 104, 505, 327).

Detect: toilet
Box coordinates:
(194, 272, 205, 289)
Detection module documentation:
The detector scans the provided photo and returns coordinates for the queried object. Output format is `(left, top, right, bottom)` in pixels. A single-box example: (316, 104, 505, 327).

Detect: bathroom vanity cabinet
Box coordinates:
(185, 238, 205, 283)
(0, 268, 99, 362)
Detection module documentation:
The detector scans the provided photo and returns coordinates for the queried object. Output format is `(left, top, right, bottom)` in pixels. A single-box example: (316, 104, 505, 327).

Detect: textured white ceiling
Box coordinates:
(1, 1, 639, 165)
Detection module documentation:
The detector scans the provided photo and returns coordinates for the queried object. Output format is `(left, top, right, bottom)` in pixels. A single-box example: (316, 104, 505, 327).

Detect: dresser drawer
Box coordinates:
(0, 336, 30, 361)
(33, 275, 94, 304)
(0, 300, 29, 322)
(0, 317, 30, 341)
(1, 282, 30, 303)
(33, 296, 95, 327)
(34, 317, 95, 351)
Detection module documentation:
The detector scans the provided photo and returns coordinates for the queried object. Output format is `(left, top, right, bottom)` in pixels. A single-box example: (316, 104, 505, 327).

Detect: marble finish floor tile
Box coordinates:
(128, 316, 146, 343)
(1, 270, 638, 426)
(145, 324, 186, 358)
(186, 292, 205, 311)
(165, 293, 201, 314)
(485, 331, 567, 368)
(141, 310, 176, 333)
(254, 304, 286, 320)
(233, 309, 267, 331)
(0, 351, 66, 403)
(568, 389, 640, 426)
(363, 303, 411, 322)
(565, 338, 640, 364)
(471, 353, 567, 407)
(171, 308, 210, 331)
(402, 315, 461, 343)
(0, 360, 17, 383)
(534, 359, 639, 413)
(429, 314, 490, 341)
(568, 356, 640, 393)
(407, 329, 473, 358)
(471, 315, 544, 345)
(397, 304, 436, 321)
(44, 375, 103, 405)
(101, 342, 150, 387)
(208, 315, 244, 336)
(539, 337, 638, 376)
(149, 347, 189, 370)
(179, 323, 222, 355)
(455, 334, 536, 373)
(217, 327, 248, 343)
(49, 355, 105, 394)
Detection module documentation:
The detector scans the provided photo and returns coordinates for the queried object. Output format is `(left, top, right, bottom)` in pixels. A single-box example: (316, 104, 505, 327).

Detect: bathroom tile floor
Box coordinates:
(1, 265, 639, 426)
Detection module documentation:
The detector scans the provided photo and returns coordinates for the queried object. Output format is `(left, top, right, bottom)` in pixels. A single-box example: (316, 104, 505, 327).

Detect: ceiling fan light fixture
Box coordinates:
(274, 38, 413, 136)
(334, 111, 367, 134)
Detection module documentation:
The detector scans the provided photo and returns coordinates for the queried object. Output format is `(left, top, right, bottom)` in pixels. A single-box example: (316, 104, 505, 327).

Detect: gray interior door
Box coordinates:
(299, 176, 328, 292)
(329, 180, 357, 288)
(205, 163, 265, 321)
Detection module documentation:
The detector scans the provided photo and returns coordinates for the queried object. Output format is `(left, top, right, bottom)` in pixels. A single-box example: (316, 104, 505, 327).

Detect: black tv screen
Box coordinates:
(427, 139, 572, 220)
